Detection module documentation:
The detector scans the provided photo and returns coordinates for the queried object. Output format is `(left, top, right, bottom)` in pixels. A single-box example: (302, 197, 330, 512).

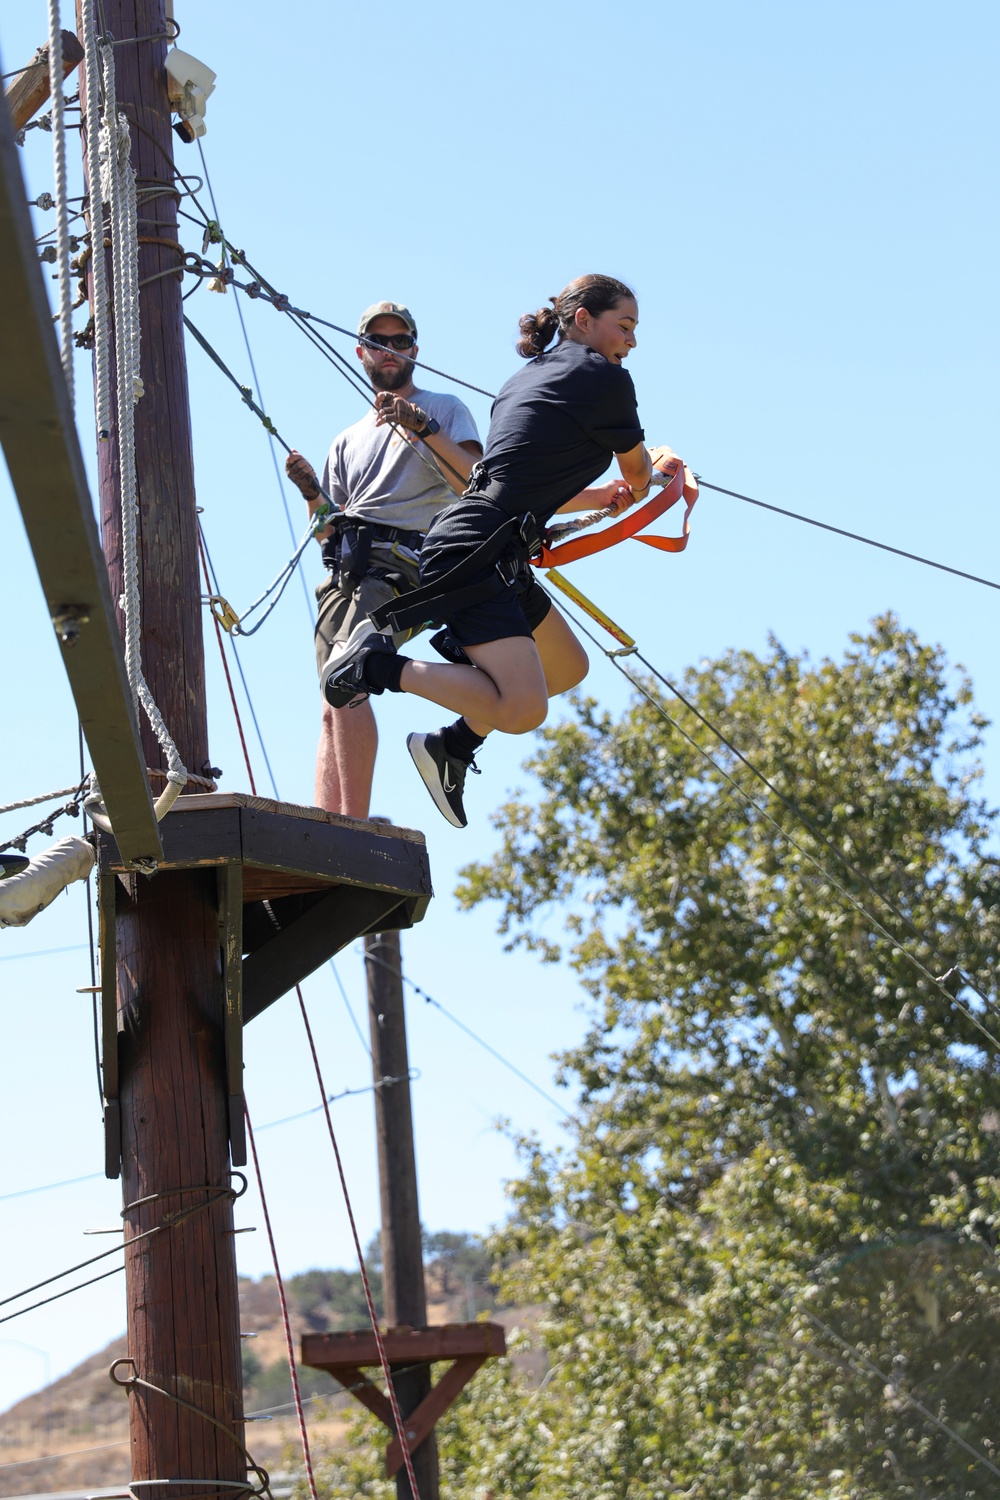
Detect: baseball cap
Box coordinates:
(356, 301, 417, 338)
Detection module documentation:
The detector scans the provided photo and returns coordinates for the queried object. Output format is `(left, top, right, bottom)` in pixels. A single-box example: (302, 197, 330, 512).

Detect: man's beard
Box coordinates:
(363, 354, 415, 392)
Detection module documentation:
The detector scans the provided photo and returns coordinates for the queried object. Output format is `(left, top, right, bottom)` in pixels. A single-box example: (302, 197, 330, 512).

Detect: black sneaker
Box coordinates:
(322, 621, 396, 709)
(406, 730, 479, 829)
(0, 852, 29, 880)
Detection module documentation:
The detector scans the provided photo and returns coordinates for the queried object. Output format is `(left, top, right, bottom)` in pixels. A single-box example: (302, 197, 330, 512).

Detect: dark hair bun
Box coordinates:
(516, 304, 560, 359)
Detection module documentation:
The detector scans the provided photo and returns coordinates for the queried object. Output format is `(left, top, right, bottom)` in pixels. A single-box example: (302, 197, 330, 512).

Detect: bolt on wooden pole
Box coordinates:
(75, 1, 244, 1493)
(364, 910, 440, 1500)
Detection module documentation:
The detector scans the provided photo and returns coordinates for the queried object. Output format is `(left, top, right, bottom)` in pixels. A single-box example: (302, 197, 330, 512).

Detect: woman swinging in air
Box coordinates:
(323, 273, 682, 828)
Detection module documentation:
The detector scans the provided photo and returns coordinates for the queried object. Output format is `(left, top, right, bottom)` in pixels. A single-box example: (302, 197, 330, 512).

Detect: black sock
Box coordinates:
(363, 651, 409, 693)
(443, 717, 487, 764)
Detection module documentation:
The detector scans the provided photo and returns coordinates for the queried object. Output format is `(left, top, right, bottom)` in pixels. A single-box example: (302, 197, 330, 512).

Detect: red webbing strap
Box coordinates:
(533, 458, 696, 568)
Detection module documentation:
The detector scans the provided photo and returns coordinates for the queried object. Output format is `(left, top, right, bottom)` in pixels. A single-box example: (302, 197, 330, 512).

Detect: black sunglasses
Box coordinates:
(363, 333, 416, 352)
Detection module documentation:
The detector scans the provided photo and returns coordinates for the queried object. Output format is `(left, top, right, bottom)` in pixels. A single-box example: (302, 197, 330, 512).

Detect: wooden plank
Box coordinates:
(0, 73, 160, 866)
(97, 806, 243, 873)
(218, 864, 245, 1167)
(302, 1323, 507, 1370)
(4, 32, 85, 133)
(386, 1355, 487, 1478)
(179, 792, 426, 846)
(240, 809, 432, 898)
(242, 886, 406, 1023)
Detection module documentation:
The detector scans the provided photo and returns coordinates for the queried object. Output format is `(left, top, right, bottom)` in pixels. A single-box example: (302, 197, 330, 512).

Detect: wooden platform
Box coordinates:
(302, 1323, 507, 1478)
(96, 793, 433, 1174)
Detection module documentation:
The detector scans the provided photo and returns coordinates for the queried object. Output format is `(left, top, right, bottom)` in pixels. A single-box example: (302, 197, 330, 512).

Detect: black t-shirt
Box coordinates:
(477, 339, 645, 522)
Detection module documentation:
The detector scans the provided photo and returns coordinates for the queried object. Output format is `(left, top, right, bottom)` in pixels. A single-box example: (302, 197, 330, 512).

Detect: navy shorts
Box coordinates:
(418, 497, 551, 646)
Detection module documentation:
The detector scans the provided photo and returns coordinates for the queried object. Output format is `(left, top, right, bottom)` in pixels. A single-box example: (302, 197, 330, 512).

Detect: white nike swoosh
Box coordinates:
(443, 768, 456, 793)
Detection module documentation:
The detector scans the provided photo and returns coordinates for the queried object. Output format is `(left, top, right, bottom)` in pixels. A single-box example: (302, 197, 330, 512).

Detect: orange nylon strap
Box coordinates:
(533, 457, 696, 568)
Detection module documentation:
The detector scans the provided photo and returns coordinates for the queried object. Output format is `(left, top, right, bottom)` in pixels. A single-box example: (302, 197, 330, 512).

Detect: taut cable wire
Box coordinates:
(551, 594, 1000, 1057)
(700, 479, 1000, 593)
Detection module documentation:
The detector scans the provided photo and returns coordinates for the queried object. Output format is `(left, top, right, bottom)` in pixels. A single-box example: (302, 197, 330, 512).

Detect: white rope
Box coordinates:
(46, 0, 74, 403)
(79, 0, 110, 437)
(92, 47, 186, 828)
(0, 785, 81, 817)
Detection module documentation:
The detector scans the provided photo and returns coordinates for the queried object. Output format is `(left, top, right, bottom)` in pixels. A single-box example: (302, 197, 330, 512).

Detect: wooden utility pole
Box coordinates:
(76, 2, 244, 1491)
(364, 921, 440, 1500)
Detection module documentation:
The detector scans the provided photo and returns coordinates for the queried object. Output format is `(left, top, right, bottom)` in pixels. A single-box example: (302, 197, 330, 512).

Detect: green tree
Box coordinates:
(439, 616, 1000, 1499)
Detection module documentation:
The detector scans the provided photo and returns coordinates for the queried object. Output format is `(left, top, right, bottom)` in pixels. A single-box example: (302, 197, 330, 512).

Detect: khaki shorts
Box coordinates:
(313, 542, 422, 678)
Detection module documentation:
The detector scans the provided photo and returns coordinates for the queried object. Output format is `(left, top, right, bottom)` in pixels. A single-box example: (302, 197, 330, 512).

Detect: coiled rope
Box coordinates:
(82, 36, 187, 844)
(46, 0, 74, 402)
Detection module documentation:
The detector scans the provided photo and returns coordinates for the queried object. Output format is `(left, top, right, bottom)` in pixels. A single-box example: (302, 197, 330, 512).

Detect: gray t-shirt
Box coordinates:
(320, 387, 480, 534)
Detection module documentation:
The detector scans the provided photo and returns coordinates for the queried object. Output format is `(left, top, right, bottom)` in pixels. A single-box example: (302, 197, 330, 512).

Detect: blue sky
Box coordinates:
(0, 0, 997, 1415)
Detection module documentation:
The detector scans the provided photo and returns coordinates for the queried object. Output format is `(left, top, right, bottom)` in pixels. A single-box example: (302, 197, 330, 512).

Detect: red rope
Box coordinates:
(295, 984, 422, 1499)
(197, 526, 257, 794)
(244, 1106, 319, 1500)
(200, 523, 417, 1490)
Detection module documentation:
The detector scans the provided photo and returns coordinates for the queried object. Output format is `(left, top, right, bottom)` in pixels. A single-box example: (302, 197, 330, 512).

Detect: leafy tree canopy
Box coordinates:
(451, 617, 1000, 1498)
(308, 618, 1000, 1499)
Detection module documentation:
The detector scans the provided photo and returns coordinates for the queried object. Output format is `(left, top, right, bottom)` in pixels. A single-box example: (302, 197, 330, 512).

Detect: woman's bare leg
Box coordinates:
(532, 603, 589, 695)
(432, 606, 589, 739)
(400, 637, 549, 734)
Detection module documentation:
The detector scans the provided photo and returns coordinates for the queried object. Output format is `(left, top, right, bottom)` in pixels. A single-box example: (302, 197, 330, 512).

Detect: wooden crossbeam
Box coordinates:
(0, 75, 161, 866)
(302, 1322, 507, 1479)
(4, 32, 85, 133)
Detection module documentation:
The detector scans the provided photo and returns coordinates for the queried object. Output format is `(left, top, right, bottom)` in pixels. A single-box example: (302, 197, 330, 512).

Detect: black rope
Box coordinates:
(700, 479, 1000, 592)
(0, 1182, 238, 1315)
(0, 1264, 125, 1325)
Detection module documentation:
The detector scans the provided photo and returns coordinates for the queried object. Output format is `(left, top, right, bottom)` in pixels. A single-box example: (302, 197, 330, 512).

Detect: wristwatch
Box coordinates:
(413, 408, 441, 440)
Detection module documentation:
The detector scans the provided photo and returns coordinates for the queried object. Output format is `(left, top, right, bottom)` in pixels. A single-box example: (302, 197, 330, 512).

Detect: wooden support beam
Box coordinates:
(386, 1356, 487, 1479)
(218, 864, 246, 1167)
(0, 72, 161, 867)
(4, 33, 85, 133)
(242, 885, 407, 1023)
(365, 919, 439, 1498)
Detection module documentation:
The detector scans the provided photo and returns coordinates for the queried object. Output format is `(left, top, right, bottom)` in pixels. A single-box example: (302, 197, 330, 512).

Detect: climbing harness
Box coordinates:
(322, 515, 423, 592)
(370, 456, 696, 637)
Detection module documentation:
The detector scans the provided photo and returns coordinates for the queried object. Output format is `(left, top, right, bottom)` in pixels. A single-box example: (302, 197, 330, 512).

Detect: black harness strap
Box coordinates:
(369, 509, 542, 636)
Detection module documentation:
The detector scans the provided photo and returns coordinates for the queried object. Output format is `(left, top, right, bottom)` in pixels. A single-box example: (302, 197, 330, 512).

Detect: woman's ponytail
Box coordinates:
(516, 302, 560, 358)
(516, 275, 636, 358)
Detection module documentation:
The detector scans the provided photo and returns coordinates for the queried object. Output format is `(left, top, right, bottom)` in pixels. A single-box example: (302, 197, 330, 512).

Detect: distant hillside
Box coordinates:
(0, 1235, 511, 1496)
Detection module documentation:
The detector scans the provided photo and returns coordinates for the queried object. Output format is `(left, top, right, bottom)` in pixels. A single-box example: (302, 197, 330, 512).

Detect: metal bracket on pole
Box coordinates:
(99, 873, 121, 1179)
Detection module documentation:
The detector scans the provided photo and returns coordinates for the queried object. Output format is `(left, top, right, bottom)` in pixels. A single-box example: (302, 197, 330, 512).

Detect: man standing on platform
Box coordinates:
(285, 301, 482, 819)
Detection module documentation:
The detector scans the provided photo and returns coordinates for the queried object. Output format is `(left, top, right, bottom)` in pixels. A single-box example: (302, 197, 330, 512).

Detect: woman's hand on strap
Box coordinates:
(604, 479, 637, 516)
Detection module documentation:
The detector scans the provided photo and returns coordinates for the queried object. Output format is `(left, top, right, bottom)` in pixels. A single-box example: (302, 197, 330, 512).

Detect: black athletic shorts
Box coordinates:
(418, 497, 551, 646)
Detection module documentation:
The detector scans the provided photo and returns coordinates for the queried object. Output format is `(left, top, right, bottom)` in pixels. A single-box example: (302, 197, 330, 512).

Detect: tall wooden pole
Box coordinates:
(364, 923, 440, 1500)
(76, 2, 244, 1492)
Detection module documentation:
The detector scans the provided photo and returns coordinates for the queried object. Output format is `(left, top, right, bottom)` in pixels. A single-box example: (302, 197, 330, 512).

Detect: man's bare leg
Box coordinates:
(315, 699, 378, 819)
